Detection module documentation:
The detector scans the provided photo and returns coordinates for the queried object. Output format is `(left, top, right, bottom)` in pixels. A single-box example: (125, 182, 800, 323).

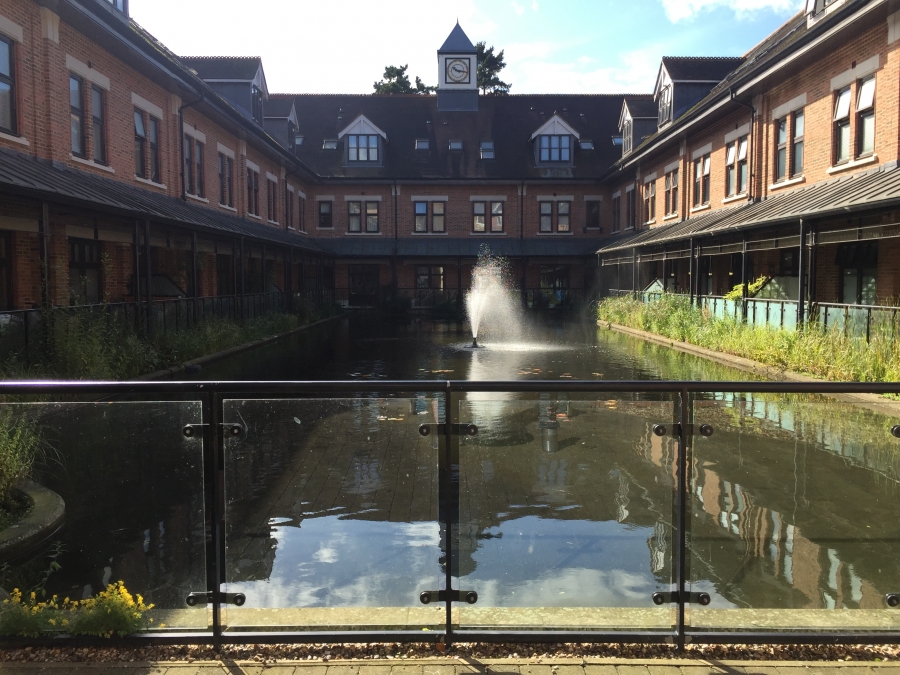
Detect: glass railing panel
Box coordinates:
(0, 400, 208, 636)
(688, 390, 900, 634)
(222, 397, 442, 632)
(455, 392, 677, 633)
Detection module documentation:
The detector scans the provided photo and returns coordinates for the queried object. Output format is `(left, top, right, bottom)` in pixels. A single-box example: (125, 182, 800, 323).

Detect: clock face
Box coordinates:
(446, 58, 470, 84)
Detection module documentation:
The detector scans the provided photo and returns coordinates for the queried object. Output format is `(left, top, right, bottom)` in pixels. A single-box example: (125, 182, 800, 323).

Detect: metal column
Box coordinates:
(144, 219, 153, 335)
(797, 219, 806, 327)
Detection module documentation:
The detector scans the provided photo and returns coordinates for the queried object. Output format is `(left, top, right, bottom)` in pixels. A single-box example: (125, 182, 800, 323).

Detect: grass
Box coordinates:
(1, 300, 338, 381)
(596, 293, 900, 383)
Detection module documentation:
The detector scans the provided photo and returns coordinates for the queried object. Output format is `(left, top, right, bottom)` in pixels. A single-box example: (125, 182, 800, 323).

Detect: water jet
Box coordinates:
(464, 248, 525, 347)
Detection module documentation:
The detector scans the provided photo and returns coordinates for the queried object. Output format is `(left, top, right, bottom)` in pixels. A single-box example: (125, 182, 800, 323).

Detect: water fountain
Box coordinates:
(464, 250, 524, 348)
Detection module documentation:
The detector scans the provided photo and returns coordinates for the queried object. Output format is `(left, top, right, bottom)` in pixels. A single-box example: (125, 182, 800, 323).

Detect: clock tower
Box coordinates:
(437, 23, 478, 112)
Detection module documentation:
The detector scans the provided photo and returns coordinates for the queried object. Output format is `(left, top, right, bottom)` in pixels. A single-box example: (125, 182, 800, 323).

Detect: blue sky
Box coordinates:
(129, 0, 804, 95)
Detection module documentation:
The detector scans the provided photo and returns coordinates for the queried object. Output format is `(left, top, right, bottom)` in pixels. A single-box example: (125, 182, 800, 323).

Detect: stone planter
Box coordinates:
(0, 480, 65, 562)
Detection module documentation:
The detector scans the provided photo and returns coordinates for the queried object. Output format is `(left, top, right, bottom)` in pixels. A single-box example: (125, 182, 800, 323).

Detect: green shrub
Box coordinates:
(0, 582, 155, 638)
(597, 292, 900, 383)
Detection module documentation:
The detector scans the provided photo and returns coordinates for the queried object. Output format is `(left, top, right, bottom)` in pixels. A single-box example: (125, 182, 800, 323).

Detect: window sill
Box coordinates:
(644, 220, 656, 226)
(268, 220, 279, 226)
(722, 193, 748, 204)
(411, 231, 449, 236)
(470, 232, 506, 236)
(316, 226, 334, 231)
(827, 154, 878, 175)
(663, 213, 680, 222)
(0, 131, 29, 147)
(218, 204, 237, 212)
(247, 213, 262, 220)
(584, 227, 601, 231)
(70, 155, 115, 174)
(186, 193, 209, 204)
(345, 231, 382, 236)
(769, 175, 805, 191)
(134, 176, 167, 190)
(536, 231, 574, 236)
(689, 204, 710, 214)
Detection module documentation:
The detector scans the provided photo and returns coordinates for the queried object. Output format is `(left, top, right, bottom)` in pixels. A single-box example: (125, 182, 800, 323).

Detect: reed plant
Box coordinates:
(597, 293, 900, 382)
(0, 407, 42, 511)
(0, 303, 335, 381)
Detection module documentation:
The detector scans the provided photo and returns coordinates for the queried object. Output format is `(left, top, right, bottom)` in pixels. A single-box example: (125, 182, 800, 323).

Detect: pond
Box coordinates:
(7, 314, 900, 635)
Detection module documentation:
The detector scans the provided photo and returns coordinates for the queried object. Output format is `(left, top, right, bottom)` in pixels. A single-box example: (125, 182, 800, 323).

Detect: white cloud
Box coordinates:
(505, 42, 664, 94)
(661, 0, 802, 23)
(531, 0, 539, 10)
(512, 0, 525, 15)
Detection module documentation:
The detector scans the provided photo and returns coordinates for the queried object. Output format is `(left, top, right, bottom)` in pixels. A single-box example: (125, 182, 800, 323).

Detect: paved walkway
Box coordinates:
(1, 660, 898, 675)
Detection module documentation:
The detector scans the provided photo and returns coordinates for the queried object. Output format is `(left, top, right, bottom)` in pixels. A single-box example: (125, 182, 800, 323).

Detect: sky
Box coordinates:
(128, 0, 805, 96)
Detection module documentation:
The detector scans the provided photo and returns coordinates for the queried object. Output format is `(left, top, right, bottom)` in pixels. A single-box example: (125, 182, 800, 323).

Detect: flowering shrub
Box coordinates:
(0, 581, 155, 637)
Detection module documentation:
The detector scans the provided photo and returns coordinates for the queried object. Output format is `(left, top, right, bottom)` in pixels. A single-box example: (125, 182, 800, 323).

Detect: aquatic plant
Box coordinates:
(0, 408, 42, 509)
(597, 292, 900, 383)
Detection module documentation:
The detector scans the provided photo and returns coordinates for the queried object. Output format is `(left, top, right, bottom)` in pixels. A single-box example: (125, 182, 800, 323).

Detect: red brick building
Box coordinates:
(0, 0, 897, 328)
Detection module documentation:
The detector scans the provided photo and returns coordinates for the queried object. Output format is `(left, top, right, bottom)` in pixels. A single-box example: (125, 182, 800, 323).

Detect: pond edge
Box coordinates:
(600, 320, 900, 416)
(137, 315, 342, 381)
(0, 480, 65, 562)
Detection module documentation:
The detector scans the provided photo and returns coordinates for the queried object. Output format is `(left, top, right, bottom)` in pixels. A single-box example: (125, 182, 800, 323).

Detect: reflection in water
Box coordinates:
(9, 316, 899, 632)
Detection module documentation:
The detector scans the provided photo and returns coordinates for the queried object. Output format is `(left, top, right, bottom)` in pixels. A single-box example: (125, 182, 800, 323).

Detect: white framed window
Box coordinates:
(480, 141, 495, 159)
(857, 75, 875, 157)
(348, 134, 379, 162)
(833, 87, 852, 164)
(539, 135, 570, 162)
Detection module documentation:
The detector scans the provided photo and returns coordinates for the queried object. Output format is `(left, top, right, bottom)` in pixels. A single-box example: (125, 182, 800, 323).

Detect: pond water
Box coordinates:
(9, 315, 900, 634)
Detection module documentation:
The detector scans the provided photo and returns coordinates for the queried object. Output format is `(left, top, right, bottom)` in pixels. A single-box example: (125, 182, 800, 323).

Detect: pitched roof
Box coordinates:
(275, 93, 625, 180)
(623, 96, 656, 119)
(0, 148, 328, 253)
(599, 161, 900, 254)
(263, 98, 296, 118)
(179, 56, 263, 81)
(661, 56, 744, 82)
(439, 23, 477, 53)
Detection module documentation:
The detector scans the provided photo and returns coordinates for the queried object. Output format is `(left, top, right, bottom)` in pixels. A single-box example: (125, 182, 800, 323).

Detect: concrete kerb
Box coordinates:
(599, 321, 900, 417)
(137, 315, 342, 381)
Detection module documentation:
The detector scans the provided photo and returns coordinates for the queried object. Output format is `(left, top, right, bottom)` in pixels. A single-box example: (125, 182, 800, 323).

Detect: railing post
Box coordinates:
(676, 386, 691, 650)
(443, 383, 455, 646)
(740, 236, 748, 323)
(205, 388, 224, 651)
(191, 231, 199, 329)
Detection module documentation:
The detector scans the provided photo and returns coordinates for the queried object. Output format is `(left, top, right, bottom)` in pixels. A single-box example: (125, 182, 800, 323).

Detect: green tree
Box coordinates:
(476, 42, 511, 95)
(373, 65, 435, 94)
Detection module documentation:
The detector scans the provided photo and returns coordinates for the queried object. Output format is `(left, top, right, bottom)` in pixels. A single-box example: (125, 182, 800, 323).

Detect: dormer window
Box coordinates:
(658, 86, 672, 126)
(449, 140, 463, 150)
(294, 136, 304, 154)
(539, 135, 570, 162)
(348, 134, 379, 162)
(579, 140, 594, 150)
(323, 139, 338, 150)
(622, 120, 633, 155)
(251, 85, 264, 124)
(103, 0, 127, 12)
(415, 139, 430, 150)
(480, 141, 495, 159)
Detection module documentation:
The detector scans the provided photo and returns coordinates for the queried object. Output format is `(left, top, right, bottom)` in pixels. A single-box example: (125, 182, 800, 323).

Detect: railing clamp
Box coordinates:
(653, 423, 713, 438)
(185, 591, 246, 607)
(652, 591, 711, 606)
(886, 593, 900, 607)
(418, 423, 478, 437)
(419, 589, 478, 605)
(183, 423, 244, 438)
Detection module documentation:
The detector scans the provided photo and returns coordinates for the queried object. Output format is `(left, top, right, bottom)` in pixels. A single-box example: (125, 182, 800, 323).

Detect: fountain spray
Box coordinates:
(464, 247, 524, 348)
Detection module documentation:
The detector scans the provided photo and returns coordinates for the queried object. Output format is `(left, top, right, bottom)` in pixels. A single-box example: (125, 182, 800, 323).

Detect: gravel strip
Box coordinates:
(1, 643, 899, 664)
